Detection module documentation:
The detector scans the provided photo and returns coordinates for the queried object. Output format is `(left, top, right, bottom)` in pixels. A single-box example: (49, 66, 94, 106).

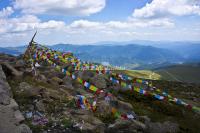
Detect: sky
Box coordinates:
(0, 0, 200, 46)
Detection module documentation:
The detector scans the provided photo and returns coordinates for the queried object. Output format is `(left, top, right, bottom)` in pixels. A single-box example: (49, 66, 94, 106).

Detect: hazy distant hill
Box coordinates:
(1, 41, 200, 69)
(0, 47, 21, 56)
(168, 44, 200, 62)
(5, 46, 27, 54)
(50, 44, 184, 68)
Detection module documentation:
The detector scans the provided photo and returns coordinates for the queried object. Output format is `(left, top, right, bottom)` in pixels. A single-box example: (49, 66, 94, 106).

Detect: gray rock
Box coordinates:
(78, 71, 94, 81)
(70, 108, 105, 133)
(76, 115, 105, 133)
(0, 65, 31, 133)
(0, 92, 10, 105)
(0, 104, 21, 133)
(19, 82, 41, 97)
(8, 98, 19, 111)
(0, 65, 7, 80)
(36, 100, 46, 112)
(2, 62, 23, 77)
(75, 87, 94, 97)
(37, 74, 47, 83)
(107, 119, 146, 133)
(14, 110, 25, 123)
(70, 109, 91, 115)
(91, 75, 107, 89)
(131, 120, 146, 130)
(62, 76, 74, 90)
(19, 124, 32, 133)
(147, 121, 179, 133)
(27, 104, 34, 111)
(117, 100, 133, 112)
(108, 119, 132, 129)
(0, 65, 12, 105)
(96, 100, 112, 115)
(15, 60, 25, 67)
(139, 116, 151, 124)
(50, 76, 63, 85)
(0, 65, 11, 105)
(19, 82, 32, 91)
(48, 91, 61, 100)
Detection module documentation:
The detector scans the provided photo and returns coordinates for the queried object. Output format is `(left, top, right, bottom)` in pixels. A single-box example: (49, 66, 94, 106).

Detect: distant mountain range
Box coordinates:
(0, 41, 200, 69)
(0, 47, 21, 56)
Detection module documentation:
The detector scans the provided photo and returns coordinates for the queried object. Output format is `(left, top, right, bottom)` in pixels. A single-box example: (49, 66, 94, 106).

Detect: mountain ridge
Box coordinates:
(1, 42, 200, 69)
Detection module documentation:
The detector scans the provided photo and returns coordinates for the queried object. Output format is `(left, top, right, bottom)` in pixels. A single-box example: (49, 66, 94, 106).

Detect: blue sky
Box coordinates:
(0, 0, 200, 46)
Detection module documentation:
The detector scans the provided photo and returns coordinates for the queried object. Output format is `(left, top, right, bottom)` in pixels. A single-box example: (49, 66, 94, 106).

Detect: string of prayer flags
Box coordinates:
(84, 81, 91, 88)
(28, 42, 200, 114)
(89, 85, 98, 92)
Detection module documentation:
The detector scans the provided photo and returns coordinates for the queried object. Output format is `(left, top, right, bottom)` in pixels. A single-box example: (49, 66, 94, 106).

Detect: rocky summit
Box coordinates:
(0, 52, 200, 133)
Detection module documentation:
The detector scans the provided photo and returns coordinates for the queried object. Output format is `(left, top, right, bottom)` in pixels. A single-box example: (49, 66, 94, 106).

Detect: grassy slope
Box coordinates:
(155, 65, 200, 83)
(124, 64, 200, 84)
(116, 70, 200, 133)
(124, 70, 161, 80)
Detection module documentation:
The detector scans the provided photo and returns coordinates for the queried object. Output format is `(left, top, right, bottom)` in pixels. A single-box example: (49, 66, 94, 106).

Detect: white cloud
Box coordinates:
(13, 0, 106, 16)
(0, 15, 65, 34)
(69, 20, 102, 29)
(105, 21, 130, 29)
(0, 15, 174, 46)
(68, 18, 174, 31)
(0, 0, 199, 46)
(132, 0, 200, 19)
(129, 18, 174, 28)
(0, 6, 14, 18)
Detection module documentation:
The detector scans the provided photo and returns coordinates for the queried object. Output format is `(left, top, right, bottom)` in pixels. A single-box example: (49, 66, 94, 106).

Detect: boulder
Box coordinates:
(68, 108, 105, 133)
(15, 60, 25, 68)
(91, 75, 107, 89)
(19, 124, 32, 133)
(74, 114, 105, 133)
(62, 76, 74, 90)
(14, 110, 25, 123)
(109, 99, 133, 113)
(75, 87, 94, 97)
(8, 98, 19, 111)
(78, 114, 104, 126)
(0, 63, 31, 133)
(107, 118, 146, 133)
(96, 100, 112, 115)
(138, 116, 151, 124)
(0, 104, 21, 133)
(49, 77, 63, 85)
(131, 119, 146, 130)
(48, 91, 61, 100)
(147, 121, 179, 133)
(0, 65, 11, 105)
(108, 119, 132, 130)
(0, 92, 10, 105)
(78, 71, 95, 81)
(37, 74, 47, 83)
(2, 62, 23, 77)
(117, 100, 133, 112)
(23, 68, 34, 77)
(19, 82, 41, 97)
(69, 109, 91, 116)
(0, 65, 8, 80)
(36, 100, 46, 112)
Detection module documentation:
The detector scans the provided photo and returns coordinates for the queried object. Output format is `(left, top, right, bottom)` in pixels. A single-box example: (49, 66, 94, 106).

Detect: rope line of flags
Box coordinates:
(26, 43, 136, 120)
(24, 42, 200, 115)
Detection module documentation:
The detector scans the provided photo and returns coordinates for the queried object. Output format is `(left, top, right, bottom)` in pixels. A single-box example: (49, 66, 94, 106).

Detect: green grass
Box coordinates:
(155, 65, 200, 83)
(124, 70, 161, 80)
(118, 90, 200, 133)
(123, 64, 200, 84)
